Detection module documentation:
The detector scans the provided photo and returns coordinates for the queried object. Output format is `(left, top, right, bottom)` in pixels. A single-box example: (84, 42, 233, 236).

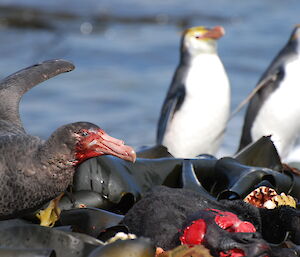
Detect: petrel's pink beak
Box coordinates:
(96, 131, 136, 163)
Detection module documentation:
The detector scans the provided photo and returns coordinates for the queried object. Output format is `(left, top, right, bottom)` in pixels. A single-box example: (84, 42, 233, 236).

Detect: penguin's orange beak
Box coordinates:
(201, 26, 225, 40)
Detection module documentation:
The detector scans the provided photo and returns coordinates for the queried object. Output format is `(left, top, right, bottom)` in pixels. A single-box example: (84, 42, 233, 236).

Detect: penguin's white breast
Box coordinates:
(163, 54, 230, 157)
(251, 57, 300, 158)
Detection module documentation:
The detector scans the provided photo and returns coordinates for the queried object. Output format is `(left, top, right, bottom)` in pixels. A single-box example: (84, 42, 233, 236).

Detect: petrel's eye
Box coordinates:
(81, 131, 89, 137)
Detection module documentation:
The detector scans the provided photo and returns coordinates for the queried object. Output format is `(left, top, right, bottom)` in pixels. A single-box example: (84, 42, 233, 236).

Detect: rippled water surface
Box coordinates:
(0, 0, 300, 156)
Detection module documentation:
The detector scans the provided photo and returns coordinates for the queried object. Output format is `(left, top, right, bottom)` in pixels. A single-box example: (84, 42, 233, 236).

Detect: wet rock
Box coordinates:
(60, 207, 124, 237)
(0, 224, 103, 257)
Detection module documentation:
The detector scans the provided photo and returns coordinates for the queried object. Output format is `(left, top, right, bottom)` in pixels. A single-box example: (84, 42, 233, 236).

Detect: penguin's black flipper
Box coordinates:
(238, 67, 284, 150)
(157, 90, 183, 144)
(157, 64, 187, 145)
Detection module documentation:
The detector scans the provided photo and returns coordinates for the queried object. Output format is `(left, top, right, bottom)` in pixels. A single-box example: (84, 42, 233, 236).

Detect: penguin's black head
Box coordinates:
(181, 26, 225, 56)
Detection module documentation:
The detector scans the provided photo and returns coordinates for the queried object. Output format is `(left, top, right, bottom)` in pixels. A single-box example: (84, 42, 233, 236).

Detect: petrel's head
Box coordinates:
(182, 26, 225, 56)
(48, 122, 136, 165)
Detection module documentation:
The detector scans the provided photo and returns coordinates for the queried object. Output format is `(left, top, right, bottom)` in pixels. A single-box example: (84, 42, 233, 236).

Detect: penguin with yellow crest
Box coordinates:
(157, 26, 230, 158)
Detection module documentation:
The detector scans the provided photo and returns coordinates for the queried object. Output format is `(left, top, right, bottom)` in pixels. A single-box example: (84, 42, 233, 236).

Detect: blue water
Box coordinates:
(0, 0, 300, 157)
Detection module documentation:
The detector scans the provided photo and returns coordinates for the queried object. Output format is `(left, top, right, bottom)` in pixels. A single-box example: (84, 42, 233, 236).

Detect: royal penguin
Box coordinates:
(239, 25, 300, 160)
(157, 26, 230, 158)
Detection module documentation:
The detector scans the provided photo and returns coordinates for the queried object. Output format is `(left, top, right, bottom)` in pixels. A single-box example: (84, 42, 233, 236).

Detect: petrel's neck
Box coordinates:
(36, 138, 77, 189)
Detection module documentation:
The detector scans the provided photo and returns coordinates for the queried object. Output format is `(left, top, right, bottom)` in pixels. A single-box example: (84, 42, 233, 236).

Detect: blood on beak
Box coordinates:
(75, 128, 137, 164)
